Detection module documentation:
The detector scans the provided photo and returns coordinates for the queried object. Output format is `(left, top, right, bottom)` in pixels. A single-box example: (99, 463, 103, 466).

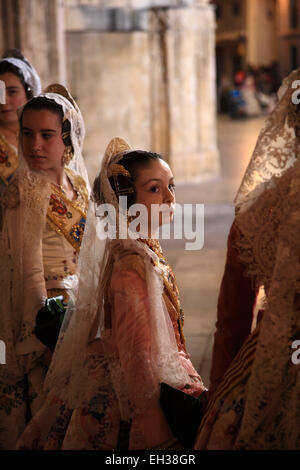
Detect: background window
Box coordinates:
(291, 45, 298, 69)
(290, 0, 298, 29)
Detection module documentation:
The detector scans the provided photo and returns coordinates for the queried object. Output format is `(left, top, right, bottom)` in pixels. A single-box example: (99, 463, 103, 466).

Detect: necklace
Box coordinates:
(58, 184, 66, 195)
(51, 182, 66, 195)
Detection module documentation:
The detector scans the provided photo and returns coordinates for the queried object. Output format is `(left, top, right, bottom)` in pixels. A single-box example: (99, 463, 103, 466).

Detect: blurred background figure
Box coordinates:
(213, 0, 300, 118)
(217, 74, 232, 113)
(240, 69, 261, 117)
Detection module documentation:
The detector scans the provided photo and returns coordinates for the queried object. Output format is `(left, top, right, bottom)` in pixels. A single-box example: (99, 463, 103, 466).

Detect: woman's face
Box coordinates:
(21, 109, 65, 175)
(133, 158, 176, 234)
(0, 72, 27, 125)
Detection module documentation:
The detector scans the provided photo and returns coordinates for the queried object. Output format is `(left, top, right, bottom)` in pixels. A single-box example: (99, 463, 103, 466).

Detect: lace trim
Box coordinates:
(235, 68, 300, 213)
(0, 133, 18, 184)
(234, 163, 300, 291)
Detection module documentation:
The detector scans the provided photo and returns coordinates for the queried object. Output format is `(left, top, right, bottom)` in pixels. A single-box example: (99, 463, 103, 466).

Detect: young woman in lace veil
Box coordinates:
(0, 49, 41, 194)
(17, 136, 207, 450)
(0, 84, 89, 449)
(194, 69, 300, 449)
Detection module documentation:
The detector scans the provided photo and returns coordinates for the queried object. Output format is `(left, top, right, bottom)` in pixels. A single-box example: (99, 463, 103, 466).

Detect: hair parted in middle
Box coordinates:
(20, 96, 73, 155)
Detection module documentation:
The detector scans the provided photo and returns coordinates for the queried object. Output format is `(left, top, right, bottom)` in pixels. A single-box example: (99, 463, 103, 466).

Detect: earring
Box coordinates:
(62, 146, 73, 165)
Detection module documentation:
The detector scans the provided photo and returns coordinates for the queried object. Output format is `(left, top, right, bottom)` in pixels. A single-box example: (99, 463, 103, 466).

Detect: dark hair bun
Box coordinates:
(2, 48, 31, 67)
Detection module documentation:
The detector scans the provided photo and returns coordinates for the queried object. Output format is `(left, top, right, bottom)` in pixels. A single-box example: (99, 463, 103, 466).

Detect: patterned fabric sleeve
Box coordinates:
(209, 221, 256, 396)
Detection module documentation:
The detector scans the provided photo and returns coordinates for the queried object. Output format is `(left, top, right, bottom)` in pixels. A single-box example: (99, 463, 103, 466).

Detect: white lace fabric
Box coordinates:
(235, 68, 300, 214)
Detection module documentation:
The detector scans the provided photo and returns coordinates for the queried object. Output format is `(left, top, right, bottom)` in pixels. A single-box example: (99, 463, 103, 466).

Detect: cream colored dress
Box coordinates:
(0, 169, 88, 449)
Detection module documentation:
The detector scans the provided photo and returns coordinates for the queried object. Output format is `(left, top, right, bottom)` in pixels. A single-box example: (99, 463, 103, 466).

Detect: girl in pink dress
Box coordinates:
(17, 137, 207, 450)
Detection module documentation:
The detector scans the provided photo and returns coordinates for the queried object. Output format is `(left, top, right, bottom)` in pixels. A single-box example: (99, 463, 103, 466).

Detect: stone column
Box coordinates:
(148, 8, 171, 159)
(66, 0, 219, 183)
(164, 4, 219, 181)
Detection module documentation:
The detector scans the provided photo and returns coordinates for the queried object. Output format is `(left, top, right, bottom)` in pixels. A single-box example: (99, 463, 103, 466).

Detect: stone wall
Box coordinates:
(0, 0, 219, 183)
(66, 1, 219, 182)
(66, 30, 152, 176)
(166, 7, 219, 179)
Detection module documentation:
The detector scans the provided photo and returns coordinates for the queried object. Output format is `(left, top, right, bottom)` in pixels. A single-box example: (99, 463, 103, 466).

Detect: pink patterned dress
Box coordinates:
(17, 239, 206, 450)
